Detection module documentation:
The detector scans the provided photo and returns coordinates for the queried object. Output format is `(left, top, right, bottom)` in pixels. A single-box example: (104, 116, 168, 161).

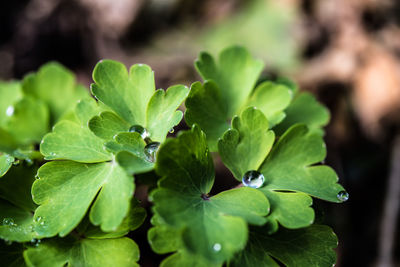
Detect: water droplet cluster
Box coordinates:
(2, 218, 16, 226)
(129, 125, 161, 163)
(242, 170, 265, 188)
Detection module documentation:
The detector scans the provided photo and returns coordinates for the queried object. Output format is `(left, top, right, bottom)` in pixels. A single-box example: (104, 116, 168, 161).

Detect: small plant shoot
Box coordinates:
(0, 46, 347, 266)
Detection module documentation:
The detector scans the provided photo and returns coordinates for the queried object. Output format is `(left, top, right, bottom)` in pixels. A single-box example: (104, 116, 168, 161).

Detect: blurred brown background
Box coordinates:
(1, 0, 400, 266)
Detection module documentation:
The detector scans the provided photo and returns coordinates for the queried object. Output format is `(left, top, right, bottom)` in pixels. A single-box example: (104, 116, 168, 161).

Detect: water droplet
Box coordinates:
(6, 106, 14, 117)
(169, 128, 174, 134)
(144, 142, 160, 163)
(31, 238, 41, 247)
(12, 159, 20, 166)
(2, 218, 15, 226)
(129, 125, 149, 139)
(242, 170, 265, 188)
(213, 243, 222, 252)
(25, 158, 33, 166)
(35, 216, 45, 225)
(49, 152, 56, 157)
(337, 191, 349, 202)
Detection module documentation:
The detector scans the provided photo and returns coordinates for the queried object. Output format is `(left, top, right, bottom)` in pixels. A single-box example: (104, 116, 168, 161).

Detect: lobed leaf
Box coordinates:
(152, 125, 269, 263)
(186, 46, 292, 150)
(23, 237, 139, 267)
(228, 225, 338, 267)
(32, 161, 134, 237)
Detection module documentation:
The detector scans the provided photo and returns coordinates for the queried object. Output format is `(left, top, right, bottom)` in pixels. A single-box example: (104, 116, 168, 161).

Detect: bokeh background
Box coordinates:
(1, 0, 400, 266)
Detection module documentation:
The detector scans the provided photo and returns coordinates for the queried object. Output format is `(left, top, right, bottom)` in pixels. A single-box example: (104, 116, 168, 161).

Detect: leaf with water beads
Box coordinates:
(0, 154, 14, 177)
(91, 60, 189, 143)
(227, 224, 338, 267)
(0, 165, 39, 242)
(151, 125, 269, 264)
(32, 160, 134, 237)
(219, 107, 346, 232)
(218, 107, 275, 180)
(23, 236, 140, 267)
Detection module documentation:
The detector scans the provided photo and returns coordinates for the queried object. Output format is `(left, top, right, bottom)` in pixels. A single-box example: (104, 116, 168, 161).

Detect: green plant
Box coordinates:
(0, 46, 347, 267)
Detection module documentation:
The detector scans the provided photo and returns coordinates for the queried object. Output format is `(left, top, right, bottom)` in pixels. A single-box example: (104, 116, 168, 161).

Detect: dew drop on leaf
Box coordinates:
(144, 142, 160, 163)
(242, 170, 265, 188)
(337, 191, 349, 202)
(12, 159, 20, 166)
(2, 218, 15, 226)
(169, 127, 174, 134)
(213, 243, 222, 252)
(35, 216, 45, 225)
(30, 238, 41, 247)
(129, 125, 149, 139)
(5, 105, 14, 117)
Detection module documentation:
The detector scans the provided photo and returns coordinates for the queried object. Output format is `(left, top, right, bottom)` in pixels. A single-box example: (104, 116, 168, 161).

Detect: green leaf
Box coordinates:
(152, 125, 269, 263)
(111, 132, 154, 174)
(32, 161, 134, 237)
(40, 120, 112, 162)
(24, 237, 140, 267)
(161, 252, 221, 267)
(0, 199, 37, 242)
(91, 60, 155, 125)
(242, 81, 292, 126)
(0, 154, 14, 177)
(0, 164, 37, 211)
(5, 96, 49, 145)
(84, 198, 146, 239)
(195, 46, 264, 115)
(22, 62, 89, 123)
(0, 242, 26, 267)
(228, 225, 338, 267)
(91, 60, 189, 143)
(263, 191, 314, 233)
(218, 107, 274, 180)
(89, 111, 130, 140)
(259, 124, 345, 203)
(273, 92, 330, 136)
(186, 46, 292, 150)
(148, 220, 181, 254)
(146, 85, 189, 142)
(185, 81, 229, 151)
(0, 81, 23, 127)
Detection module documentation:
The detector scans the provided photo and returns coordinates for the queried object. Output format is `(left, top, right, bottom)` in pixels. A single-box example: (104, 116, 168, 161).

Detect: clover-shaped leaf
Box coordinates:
(218, 107, 274, 179)
(185, 46, 292, 150)
(22, 62, 89, 124)
(23, 237, 140, 267)
(228, 225, 338, 267)
(91, 60, 189, 143)
(219, 109, 345, 232)
(151, 125, 269, 264)
(34, 99, 138, 237)
(259, 124, 345, 202)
